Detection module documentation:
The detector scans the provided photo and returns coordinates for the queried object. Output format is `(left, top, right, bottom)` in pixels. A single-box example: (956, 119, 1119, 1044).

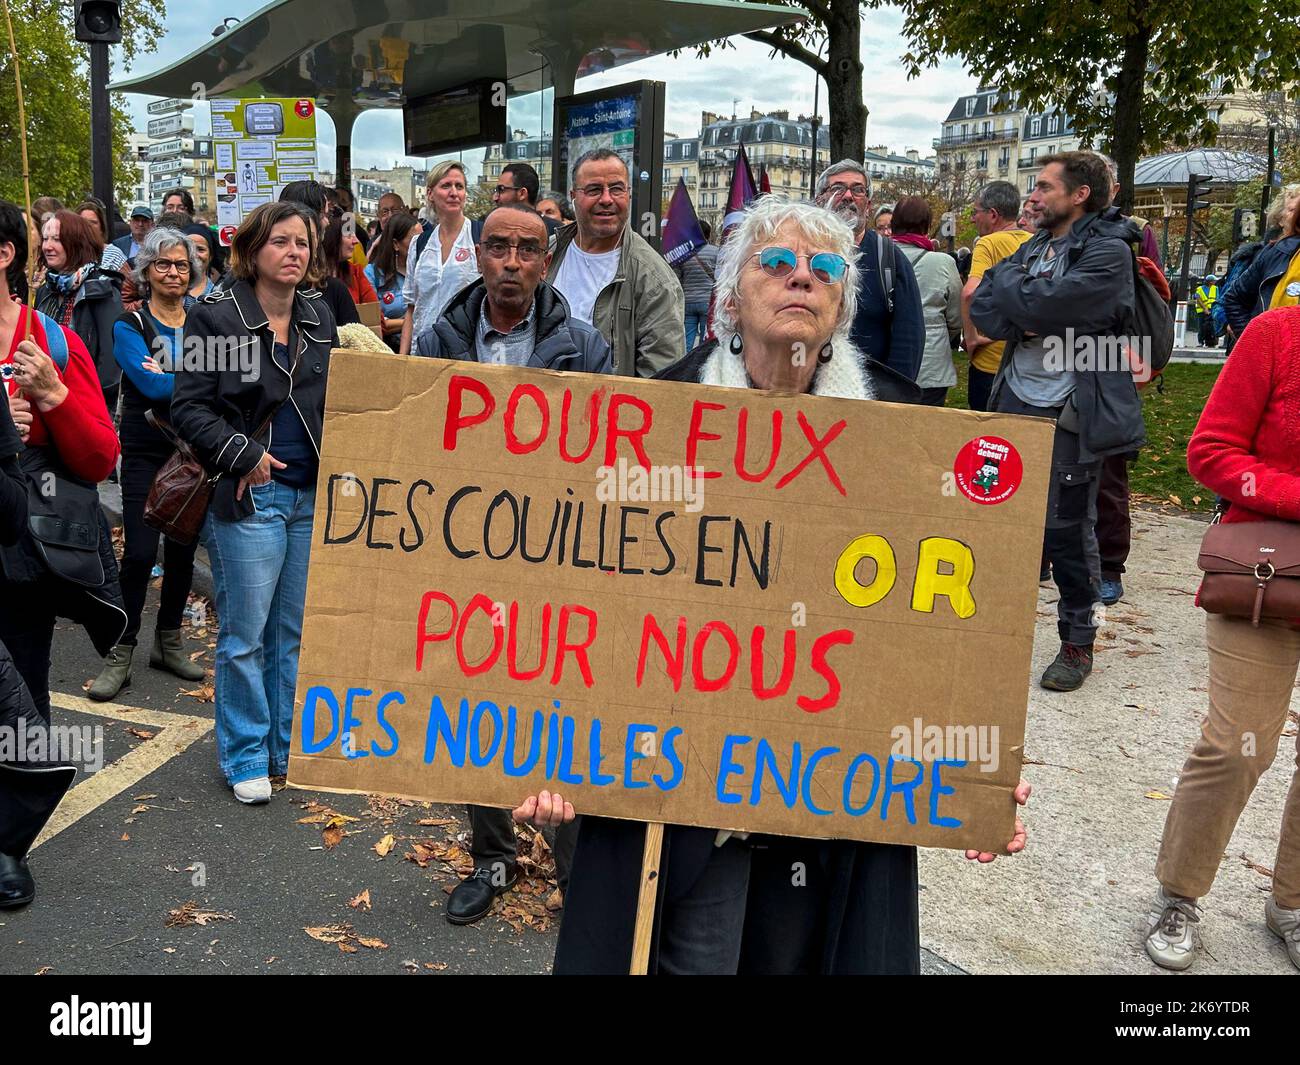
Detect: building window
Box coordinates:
(965, 97, 976, 117)
(978, 149, 988, 169)
(1048, 114, 1059, 133)
(982, 120, 990, 135)
(1030, 117, 1041, 137)
(1026, 175, 1035, 194)
(960, 123, 968, 138)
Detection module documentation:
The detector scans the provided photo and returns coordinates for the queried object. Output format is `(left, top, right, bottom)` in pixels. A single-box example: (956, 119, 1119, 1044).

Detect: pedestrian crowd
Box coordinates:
(2, 146, 1298, 974)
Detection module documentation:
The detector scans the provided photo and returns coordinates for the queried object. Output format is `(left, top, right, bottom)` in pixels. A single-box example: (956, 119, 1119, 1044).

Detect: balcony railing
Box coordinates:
(933, 128, 1019, 149)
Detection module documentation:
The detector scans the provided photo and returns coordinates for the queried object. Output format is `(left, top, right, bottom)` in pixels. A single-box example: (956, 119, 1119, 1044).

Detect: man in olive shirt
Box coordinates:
(961, 181, 1032, 411)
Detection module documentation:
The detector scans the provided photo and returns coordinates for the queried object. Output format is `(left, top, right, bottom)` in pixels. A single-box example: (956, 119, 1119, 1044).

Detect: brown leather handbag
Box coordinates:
(142, 411, 217, 546)
(1196, 507, 1300, 626)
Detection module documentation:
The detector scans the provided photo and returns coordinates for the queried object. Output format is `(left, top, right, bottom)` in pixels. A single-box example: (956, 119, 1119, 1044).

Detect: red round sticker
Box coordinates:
(382, 291, 394, 304)
(454, 247, 471, 263)
(953, 436, 1023, 505)
(294, 99, 314, 119)
(219, 225, 238, 247)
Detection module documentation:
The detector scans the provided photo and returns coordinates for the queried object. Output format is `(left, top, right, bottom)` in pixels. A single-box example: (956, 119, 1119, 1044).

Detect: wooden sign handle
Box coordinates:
(629, 821, 665, 975)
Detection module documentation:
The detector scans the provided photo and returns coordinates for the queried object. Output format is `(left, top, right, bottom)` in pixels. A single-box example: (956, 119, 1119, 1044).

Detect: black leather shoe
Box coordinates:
(445, 864, 517, 925)
(0, 853, 35, 909)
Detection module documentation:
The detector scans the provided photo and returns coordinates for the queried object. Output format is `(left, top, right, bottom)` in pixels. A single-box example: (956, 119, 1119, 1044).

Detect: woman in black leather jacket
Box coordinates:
(172, 201, 337, 806)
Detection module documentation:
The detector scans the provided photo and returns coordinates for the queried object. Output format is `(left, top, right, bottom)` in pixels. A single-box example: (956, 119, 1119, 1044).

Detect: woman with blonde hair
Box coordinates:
(399, 161, 480, 354)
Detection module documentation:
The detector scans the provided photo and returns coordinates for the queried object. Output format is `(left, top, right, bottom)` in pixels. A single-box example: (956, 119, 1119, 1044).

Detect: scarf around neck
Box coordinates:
(45, 263, 96, 295)
(702, 333, 875, 401)
(892, 233, 936, 252)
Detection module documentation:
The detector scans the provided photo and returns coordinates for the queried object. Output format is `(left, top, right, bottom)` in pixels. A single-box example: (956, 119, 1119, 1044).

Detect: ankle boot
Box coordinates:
(88, 643, 134, 701)
(151, 628, 207, 681)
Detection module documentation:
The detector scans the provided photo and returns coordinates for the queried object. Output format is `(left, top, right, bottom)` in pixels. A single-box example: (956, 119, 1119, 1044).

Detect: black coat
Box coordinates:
(0, 638, 77, 857)
(557, 342, 923, 975)
(172, 280, 337, 521)
(0, 398, 24, 545)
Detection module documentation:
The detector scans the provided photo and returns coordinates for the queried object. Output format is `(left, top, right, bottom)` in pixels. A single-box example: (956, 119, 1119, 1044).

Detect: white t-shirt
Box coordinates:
(551, 242, 620, 325)
(403, 219, 480, 342)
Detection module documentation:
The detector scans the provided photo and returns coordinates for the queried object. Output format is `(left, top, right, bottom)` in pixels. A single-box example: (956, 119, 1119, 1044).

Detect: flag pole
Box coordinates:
(1, 0, 36, 339)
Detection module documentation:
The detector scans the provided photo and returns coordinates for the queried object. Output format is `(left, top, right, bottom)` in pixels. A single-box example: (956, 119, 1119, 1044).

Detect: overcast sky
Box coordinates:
(117, 4, 980, 178)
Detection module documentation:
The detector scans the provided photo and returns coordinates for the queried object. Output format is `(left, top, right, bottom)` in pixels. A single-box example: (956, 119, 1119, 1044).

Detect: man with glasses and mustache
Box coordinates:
(492, 163, 561, 242)
(548, 148, 685, 377)
(813, 160, 925, 381)
(413, 202, 610, 925)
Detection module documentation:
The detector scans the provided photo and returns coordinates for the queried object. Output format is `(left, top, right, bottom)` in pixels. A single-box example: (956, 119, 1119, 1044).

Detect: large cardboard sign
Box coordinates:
(290, 352, 1053, 852)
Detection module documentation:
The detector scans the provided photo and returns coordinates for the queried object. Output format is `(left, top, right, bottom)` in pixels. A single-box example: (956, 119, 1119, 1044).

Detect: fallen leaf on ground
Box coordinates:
(338, 943, 359, 954)
(322, 825, 345, 849)
(348, 889, 372, 911)
(425, 962, 448, 970)
(374, 834, 396, 858)
(120, 833, 131, 841)
(125, 727, 155, 740)
(325, 813, 359, 827)
(415, 817, 455, 827)
(180, 684, 215, 702)
(1240, 854, 1275, 878)
(133, 793, 158, 801)
(166, 901, 235, 927)
(355, 936, 388, 949)
(35, 966, 52, 975)
(545, 888, 564, 912)
(1144, 790, 1173, 800)
(304, 922, 387, 951)
(161, 947, 176, 954)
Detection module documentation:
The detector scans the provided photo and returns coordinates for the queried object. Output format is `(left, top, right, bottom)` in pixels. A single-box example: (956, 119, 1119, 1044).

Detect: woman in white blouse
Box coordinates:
(399, 162, 480, 354)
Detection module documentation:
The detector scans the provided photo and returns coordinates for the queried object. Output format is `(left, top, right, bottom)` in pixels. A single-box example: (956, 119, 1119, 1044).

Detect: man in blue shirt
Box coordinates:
(814, 161, 925, 380)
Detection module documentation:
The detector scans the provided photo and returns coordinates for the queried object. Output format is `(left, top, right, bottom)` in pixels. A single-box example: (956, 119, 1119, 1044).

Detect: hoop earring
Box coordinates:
(817, 341, 833, 364)
(729, 333, 744, 355)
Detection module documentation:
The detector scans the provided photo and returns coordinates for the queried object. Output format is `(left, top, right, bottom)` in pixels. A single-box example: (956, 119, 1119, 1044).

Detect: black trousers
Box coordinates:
(469, 804, 578, 894)
(118, 440, 199, 645)
(0, 580, 57, 723)
(995, 390, 1102, 646)
(918, 386, 949, 407)
(1096, 453, 1131, 579)
(967, 366, 996, 412)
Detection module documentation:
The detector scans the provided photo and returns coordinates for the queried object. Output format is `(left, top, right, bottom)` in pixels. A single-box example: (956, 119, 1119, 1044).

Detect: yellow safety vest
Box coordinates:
(1194, 284, 1218, 314)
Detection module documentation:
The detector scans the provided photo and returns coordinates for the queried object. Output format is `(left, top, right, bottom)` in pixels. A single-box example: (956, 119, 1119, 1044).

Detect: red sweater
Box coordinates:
(3, 304, 119, 483)
(1187, 306, 1300, 524)
(346, 262, 379, 308)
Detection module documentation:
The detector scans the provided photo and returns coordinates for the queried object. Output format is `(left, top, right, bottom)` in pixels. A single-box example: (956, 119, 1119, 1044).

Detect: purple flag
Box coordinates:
(723, 143, 757, 232)
(662, 178, 706, 266)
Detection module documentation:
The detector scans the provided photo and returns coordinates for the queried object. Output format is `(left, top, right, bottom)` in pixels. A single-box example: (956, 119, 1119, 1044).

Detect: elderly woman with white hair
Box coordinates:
(88, 228, 209, 701)
(515, 199, 1030, 974)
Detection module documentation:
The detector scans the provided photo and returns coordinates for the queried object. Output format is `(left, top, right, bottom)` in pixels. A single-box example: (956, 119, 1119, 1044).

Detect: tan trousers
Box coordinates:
(1156, 613, 1300, 909)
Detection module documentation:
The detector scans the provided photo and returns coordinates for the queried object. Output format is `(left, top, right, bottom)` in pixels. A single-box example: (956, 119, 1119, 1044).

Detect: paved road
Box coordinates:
(4, 508, 1293, 975)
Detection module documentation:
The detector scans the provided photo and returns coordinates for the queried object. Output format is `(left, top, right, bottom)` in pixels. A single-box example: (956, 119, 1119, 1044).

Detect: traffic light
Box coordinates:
(1185, 173, 1213, 217)
(74, 0, 121, 44)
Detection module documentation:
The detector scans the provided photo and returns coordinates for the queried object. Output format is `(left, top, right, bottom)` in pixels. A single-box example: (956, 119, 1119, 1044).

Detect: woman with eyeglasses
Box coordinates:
(515, 197, 1032, 975)
(399, 162, 480, 354)
(88, 228, 208, 701)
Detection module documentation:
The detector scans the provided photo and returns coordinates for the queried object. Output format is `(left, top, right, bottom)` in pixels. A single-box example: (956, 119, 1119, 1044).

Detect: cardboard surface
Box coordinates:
(289, 351, 1053, 852)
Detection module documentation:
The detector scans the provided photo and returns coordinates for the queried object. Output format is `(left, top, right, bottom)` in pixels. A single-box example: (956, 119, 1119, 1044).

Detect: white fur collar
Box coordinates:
(702, 333, 876, 400)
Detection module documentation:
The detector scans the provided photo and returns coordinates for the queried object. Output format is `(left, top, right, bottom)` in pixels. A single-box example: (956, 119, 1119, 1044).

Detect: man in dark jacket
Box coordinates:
(814, 160, 925, 380)
(973, 151, 1146, 693)
(415, 204, 610, 372)
(414, 203, 608, 926)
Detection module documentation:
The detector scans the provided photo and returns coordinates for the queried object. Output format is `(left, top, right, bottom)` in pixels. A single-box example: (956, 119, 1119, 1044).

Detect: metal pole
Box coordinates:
(1261, 126, 1275, 221)
(90, 40, 113, 220)
(1178, 175, 1196, 306)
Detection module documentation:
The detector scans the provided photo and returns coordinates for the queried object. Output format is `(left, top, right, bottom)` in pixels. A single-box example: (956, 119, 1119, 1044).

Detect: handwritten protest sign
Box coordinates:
(289, 351, 1053, 852)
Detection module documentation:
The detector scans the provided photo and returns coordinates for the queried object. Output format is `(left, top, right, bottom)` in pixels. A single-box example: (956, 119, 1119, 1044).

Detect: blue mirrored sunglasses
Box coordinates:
(753, 246, 848, 284)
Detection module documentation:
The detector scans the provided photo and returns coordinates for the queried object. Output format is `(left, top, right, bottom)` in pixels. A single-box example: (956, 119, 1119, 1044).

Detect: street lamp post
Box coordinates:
(74, 1, 121, 219)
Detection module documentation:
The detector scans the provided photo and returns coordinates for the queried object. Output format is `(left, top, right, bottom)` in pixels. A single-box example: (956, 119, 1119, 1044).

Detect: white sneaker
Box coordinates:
(1265, 898, 1300, 971)
(233, 777, 272, 804)
(1145, 890, 1201, 971)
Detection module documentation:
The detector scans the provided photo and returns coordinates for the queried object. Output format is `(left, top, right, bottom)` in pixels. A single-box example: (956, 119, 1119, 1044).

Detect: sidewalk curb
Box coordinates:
(98, 480, 215, 602)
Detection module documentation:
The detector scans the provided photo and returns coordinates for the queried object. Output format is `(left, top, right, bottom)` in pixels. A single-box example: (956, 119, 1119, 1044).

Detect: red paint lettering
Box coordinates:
(636, 613, 687, 691)
(798, 629, 854, 713)
(551, 604, 598, 688)
(503, 384, 550, 455)
(686, 400, 725, 480)
(506, 601, 551, 681)
(560, 387, 603, 464)
(735, 407, 783, 483)
(455, 593, 504, 677)
(604, 394, 654, 468)
(415, 590, 457, 671)
(443, 375, 496, 451)
(750, 626, 796, 699)
(691, 620, 741, 692)
(775, 412, 847, 495)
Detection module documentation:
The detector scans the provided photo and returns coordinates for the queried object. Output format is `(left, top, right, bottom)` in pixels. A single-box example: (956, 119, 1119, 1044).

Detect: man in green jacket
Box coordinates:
(548, 148, 685, 377)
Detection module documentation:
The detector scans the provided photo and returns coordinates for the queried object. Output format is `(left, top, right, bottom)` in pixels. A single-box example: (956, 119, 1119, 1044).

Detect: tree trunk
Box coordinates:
(1109, 28, 1149, 215)
(826, 0, 867, 165)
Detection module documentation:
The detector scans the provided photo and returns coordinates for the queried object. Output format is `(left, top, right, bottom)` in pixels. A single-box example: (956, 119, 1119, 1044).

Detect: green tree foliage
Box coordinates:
(895, 0, 1300, 213)
(0, 0, 166, 208)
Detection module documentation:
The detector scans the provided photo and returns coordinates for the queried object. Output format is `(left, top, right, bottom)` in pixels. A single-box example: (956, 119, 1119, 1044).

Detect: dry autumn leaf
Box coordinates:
(1144, 790, 1173, 800)
(349, 889, 372, 911)
(322, 825, 345, 849)
(125, 727, 155, 740)
(338, 943, 359, 954)
(374, 834, 396, 858)
(304, 924, 352, 944)
(425, 962, 448, 971)
(355, 936, 388, 950)
(415, 818, 455, 827)
(166, 901, 235, 927)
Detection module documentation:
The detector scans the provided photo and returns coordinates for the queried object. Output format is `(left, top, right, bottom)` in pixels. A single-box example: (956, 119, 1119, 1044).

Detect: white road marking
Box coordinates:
(32, 694, 213, 849)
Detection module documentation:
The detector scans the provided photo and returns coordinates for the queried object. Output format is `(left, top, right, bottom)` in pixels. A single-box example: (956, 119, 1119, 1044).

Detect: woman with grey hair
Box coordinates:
(88, 228, 207, 700)
(515, 199, 1029, 973)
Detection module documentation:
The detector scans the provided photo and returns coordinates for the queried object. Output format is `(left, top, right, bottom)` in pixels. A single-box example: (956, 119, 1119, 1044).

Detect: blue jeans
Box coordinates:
(205, 480, 315, 785)
(684, 303, 710, 353)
